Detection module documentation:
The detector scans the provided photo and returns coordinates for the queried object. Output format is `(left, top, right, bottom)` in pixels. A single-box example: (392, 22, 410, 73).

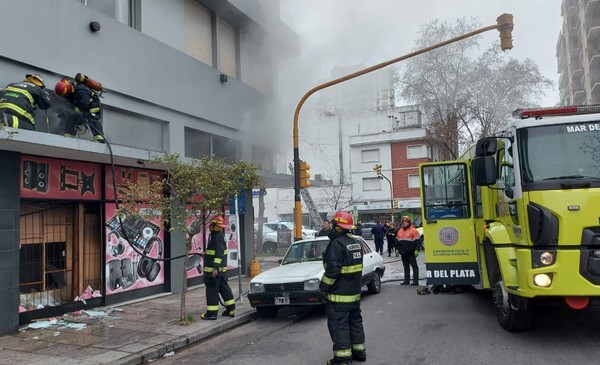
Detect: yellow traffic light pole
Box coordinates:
(374, 164, 394, 223)
(292, 14, 513, 241)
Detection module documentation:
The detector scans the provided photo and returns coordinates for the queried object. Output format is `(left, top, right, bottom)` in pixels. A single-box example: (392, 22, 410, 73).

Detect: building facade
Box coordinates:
(556, 0, 600, 105)
(0, 0, 296, 335)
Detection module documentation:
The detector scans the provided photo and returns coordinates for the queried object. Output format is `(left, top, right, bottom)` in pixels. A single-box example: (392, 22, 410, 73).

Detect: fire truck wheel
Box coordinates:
(492, 279, 533, 331)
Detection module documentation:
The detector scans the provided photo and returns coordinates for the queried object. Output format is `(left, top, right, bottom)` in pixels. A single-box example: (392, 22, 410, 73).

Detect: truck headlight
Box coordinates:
(532, 250, 556, 268)
(304, 278, 320, 291)
(533, 273, 552, 287)
(250, 282, 265, 293)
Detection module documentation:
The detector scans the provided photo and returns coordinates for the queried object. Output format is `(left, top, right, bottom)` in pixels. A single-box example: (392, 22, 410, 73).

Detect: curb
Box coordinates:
(110, 310, 259, 365)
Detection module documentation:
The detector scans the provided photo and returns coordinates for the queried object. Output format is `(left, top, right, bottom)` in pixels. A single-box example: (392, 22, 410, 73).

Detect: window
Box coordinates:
(363, 177, 382, 191)
(408, 174, 420, 189)
(185, 0, 213, 66)
(185, 128, 211, 159)
(361, 149, 380, 163)
(84, 0, 139, 28)
(407, 145, 428, 159)
(422, 163, 470, 219)
(218, 17, 238, 78)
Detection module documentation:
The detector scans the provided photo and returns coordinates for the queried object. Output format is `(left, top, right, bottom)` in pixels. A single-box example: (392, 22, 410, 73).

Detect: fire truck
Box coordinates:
(419, 105, 600, 331)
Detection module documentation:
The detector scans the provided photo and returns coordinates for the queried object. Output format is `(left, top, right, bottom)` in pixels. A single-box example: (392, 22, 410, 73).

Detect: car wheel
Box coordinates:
(256, 306, 279, 318)
(367, 270, 381, 294)
(262, 241, 277, 255)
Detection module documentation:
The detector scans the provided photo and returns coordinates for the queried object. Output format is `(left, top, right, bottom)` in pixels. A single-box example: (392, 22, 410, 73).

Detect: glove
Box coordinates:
(414, 250, 419, 257)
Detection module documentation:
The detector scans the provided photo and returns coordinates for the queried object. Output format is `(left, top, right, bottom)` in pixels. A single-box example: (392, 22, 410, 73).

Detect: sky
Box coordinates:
(279, 0, 563, 107)
(276, 0, 564, 179)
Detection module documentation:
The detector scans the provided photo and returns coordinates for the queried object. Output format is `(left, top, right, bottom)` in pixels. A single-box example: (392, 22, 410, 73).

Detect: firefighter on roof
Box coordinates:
(0, 74, 51, 130)
(201, 216, 236, 320)
(320, 211, 366, 365)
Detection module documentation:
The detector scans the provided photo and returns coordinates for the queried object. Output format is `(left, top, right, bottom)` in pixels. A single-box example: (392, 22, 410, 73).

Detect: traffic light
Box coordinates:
(299, 160, 311, 188)
(393, 201, 398, 209)
(373, 163, 382, 175)
(497, 13, 514, 51)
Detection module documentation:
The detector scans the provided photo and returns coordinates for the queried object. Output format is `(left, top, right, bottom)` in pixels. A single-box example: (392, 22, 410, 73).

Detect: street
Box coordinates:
(156, 251, 600, 365)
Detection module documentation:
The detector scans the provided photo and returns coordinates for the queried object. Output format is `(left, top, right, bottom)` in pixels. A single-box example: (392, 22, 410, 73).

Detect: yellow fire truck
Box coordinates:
(420, 105, 600, 331)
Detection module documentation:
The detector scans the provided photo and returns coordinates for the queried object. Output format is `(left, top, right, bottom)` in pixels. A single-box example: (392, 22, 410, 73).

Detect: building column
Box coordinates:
(0, 151, 21, 335)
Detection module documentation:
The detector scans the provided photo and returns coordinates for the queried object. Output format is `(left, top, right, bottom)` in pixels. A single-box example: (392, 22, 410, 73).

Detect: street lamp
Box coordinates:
(292, 14, 514, 241)
(374, 164, 394, 223)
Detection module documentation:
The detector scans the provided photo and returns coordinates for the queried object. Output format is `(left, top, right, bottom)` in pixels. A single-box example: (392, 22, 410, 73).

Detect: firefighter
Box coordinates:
(61, 73, 105, 143)
(0, 74, 51, 130)
(200, 216, 236, 320)
(396, 216, 421, 286)
(320, 211, 366, 365)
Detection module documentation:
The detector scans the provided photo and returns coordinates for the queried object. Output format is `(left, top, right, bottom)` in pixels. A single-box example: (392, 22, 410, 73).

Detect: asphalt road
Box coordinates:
(156, 278, 600, 365)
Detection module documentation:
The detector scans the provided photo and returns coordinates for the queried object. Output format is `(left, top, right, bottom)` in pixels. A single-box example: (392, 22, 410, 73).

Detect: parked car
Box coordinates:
(256, 225, 279, 255)
(359, 222, 377, 239)
(264, 221, 317, 239)
(248, 236, 386, 318)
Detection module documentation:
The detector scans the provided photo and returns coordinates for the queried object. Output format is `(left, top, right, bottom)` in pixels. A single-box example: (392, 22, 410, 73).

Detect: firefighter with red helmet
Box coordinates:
(56, 73, 105, 143)
(320, 211, 366, 365)
(200, 216, 236, 320)
(396, 215, 421, 286)
(0, 74, 51, 130)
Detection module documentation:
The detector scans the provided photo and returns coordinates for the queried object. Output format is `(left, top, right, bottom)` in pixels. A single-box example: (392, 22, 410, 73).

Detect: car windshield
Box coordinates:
(282, 239, 329, 265)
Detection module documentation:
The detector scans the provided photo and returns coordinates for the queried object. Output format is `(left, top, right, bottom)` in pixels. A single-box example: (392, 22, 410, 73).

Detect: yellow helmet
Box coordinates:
(25, 74, 45, 88)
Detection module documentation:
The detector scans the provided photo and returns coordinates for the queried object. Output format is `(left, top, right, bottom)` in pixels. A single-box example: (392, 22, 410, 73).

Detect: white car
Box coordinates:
(248, 236, 386, 318)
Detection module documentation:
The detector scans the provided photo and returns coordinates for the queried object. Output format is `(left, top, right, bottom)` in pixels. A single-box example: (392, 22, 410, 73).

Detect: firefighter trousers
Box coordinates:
(0, 111, 34, 130)
(326, 302, 366, 362)
(204, 273, 235, 315)
(401, 253, 419, 284)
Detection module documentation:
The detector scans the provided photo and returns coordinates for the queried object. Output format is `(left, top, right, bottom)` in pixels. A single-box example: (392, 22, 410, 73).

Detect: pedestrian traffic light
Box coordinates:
(373, 164, 382, 175)
(299, 160, 311, 188)
(496, 13, 514, 51)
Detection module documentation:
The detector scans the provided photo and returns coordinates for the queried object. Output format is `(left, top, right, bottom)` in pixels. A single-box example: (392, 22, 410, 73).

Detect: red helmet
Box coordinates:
(402, 216, 412, 223)
(211, 216, 226, 228)
(54, 79, 74, 96)
(332, 211, 355, 230)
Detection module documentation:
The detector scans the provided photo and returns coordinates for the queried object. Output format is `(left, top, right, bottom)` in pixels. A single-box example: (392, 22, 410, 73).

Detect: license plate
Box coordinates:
(274, 296, 290, 305)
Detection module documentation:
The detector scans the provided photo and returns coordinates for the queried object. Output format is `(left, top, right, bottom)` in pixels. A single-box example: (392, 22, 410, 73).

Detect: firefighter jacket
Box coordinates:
(396, 226, 421, 255)
(72, 83, 101, 116)
(204, 230, 228, 275)
(319, 230, 363, 305)
(0, 81, 51, 125)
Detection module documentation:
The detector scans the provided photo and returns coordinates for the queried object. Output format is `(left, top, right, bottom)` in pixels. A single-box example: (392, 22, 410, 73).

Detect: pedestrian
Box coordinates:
(318, 220, 332, 237)
(385, 222, 398, 257)
(200, 216, 236, 320)
(320, 211, 366, 365)
(58, 73, 105, 143)
(396, 216, 422, 286)
(0, 74, 51, 130)
(354, 221, 363, 237)
(370, 221, 385, 255)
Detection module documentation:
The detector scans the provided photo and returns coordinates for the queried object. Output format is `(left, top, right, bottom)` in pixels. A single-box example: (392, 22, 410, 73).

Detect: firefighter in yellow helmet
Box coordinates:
(320, 211, 366, 364)
(0, 74, 51, 130)
(200, 216, 236, 320)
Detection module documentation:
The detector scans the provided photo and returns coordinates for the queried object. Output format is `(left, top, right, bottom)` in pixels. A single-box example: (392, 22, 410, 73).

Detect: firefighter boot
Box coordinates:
(327, 358, 352, 365)
(352, 351, 367, 362)
(200, 312, 217, 320)
(221, 309, 235, 317)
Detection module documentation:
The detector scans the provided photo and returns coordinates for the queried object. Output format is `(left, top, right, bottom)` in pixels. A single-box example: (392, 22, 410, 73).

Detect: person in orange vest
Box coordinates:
(0, 74, 51, 130)
(200, 216, 236, 320)
(396, 216, 422, 286)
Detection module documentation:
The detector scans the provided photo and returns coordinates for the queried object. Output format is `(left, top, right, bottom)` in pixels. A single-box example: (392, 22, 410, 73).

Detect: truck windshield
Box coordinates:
(519, 122, 600, 183)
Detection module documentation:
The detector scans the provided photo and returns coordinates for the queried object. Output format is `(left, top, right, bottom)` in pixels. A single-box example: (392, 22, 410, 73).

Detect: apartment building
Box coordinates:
(0, 0, 297, 335)
(557, 0, 600, 105)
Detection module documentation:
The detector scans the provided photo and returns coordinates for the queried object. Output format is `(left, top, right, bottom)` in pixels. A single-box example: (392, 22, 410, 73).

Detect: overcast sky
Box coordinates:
(279, 0, 563, 107)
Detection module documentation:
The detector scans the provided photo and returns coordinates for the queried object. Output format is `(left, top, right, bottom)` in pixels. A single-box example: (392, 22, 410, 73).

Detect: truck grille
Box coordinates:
(264, 282, 304, 291)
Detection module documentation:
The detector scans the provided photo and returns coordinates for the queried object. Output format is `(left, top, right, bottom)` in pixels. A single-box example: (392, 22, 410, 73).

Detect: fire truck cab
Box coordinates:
(420, 105, 600, 331)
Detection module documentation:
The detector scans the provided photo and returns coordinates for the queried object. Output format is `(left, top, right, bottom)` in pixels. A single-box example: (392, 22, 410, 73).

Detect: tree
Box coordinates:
(117, 153, 261, 323)
(397, 17, 553, 158)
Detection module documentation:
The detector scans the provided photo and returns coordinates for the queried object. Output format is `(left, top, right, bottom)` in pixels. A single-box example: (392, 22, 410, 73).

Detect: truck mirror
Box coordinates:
(472, 156, 497, 185)
(475, 138, 497, 157)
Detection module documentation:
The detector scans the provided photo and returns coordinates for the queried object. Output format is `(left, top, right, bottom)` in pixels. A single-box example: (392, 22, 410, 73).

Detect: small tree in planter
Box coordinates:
(117, 153, 261, 323)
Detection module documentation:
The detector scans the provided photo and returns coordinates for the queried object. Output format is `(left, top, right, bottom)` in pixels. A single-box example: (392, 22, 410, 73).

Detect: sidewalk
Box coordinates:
(0, 257, 281, 365)
(0, 254, 424, 365)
